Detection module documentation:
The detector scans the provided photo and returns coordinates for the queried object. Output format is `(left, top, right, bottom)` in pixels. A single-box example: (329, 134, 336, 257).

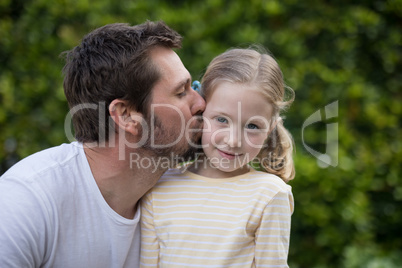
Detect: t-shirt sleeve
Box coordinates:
(255, 186, 294, 268)
(0, 177, 50, 267)
(140, 191, 160, 267)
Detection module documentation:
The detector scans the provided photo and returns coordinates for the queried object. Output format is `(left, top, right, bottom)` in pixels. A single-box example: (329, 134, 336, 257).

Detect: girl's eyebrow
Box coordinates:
(211, 110, 232, 118)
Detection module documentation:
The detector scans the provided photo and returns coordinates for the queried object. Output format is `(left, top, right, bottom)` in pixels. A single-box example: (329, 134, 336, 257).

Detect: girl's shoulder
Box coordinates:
(155, 166, 193, 186)
(161, 165, 192, 178)
(248, 167, 292, 193)
(142, 167, 192, 200)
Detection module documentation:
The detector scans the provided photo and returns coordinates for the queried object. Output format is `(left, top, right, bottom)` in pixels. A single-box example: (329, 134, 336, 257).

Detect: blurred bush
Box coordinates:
(1, 0, 401, 267)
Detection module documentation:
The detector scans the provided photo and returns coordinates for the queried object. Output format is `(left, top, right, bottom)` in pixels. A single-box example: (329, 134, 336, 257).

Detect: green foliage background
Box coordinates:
(1, 0, 401, 266)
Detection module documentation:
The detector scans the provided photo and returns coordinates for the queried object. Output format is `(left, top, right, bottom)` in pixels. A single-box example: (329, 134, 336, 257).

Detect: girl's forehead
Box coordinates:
(206, 82, 273, 118)
(208, 82, 267, 102)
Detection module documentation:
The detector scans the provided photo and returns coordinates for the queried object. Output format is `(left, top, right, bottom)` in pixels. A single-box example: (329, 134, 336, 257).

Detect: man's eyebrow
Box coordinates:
(173, 78, 191, 92)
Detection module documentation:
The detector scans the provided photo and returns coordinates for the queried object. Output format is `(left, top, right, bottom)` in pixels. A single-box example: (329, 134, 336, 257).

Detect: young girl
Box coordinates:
(140, 47, 295, 267)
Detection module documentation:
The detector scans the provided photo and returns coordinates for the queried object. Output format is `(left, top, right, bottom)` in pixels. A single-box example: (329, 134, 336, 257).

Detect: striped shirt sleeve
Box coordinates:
(140, 192, 159, 267)
(255, 187, 294, 268)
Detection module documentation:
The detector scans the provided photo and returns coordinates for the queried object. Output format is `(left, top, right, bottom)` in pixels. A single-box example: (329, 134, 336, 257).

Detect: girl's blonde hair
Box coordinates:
(201, 47, 295, 182)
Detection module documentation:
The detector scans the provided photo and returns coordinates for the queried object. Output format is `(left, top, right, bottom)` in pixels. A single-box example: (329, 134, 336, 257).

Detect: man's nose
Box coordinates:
(190, 89, 206, 116)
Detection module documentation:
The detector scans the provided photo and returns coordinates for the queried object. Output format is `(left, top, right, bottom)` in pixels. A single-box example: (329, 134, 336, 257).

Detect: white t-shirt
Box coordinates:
(0, 142, 140, 268)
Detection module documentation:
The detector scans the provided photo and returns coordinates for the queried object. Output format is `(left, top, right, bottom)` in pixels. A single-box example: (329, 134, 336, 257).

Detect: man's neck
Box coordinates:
(83, 143, 166, 219)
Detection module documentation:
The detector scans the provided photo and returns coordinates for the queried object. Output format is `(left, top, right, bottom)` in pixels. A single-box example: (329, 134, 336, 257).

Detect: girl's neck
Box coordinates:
(188, 154, 250, 179)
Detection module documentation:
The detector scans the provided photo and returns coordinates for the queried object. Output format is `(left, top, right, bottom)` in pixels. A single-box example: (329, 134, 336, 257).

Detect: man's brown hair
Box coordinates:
(62, 21, 182, 143)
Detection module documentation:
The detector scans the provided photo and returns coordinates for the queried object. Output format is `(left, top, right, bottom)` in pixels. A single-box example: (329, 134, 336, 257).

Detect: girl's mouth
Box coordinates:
(217, 149, 242, 160)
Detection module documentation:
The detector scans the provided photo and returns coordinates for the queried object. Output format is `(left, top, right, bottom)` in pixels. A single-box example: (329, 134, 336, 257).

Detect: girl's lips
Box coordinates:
(217, 149, 241, 160)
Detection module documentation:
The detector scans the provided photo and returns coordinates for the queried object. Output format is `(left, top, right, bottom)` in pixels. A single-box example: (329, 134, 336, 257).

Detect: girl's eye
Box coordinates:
(246, 123, 259, 130)
(216, 117, 228, 124)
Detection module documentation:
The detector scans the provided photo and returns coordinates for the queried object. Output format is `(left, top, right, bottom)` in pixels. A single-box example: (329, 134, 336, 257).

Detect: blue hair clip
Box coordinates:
(192, 80, 201, 93)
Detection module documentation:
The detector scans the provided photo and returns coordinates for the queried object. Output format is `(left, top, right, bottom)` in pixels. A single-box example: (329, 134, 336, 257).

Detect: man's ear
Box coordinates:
(109, 99, 144, 136)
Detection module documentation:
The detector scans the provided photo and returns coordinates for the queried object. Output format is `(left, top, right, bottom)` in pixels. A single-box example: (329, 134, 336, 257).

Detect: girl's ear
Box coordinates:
(109, 99, 144, 136)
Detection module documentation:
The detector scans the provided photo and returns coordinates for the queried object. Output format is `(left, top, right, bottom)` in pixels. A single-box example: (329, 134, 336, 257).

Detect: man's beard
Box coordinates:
(141, 115, 203, 165)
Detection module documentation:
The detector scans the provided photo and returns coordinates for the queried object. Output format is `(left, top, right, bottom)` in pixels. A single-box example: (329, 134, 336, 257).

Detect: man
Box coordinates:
(0, 21, 205, 267)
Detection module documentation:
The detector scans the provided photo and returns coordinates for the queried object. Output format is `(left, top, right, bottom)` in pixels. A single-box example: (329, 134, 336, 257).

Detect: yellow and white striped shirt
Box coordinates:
(140, 167, 294, 268)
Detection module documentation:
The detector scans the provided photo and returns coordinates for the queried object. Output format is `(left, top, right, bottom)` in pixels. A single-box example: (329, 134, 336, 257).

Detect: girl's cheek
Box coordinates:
(245, 134, 267, 148)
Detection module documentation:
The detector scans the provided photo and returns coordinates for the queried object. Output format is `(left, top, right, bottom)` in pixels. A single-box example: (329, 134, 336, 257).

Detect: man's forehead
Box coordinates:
(150, 47, 190, 85)
(150, 47, 180, 68)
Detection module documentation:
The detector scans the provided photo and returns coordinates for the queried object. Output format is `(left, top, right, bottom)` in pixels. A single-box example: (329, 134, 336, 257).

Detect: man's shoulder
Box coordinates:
(1, 142, 83, 182)
(0, 142, 91, 215)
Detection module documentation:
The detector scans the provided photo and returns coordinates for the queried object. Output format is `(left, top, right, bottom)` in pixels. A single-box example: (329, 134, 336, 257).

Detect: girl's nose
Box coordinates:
(224, 129, 242, 148)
